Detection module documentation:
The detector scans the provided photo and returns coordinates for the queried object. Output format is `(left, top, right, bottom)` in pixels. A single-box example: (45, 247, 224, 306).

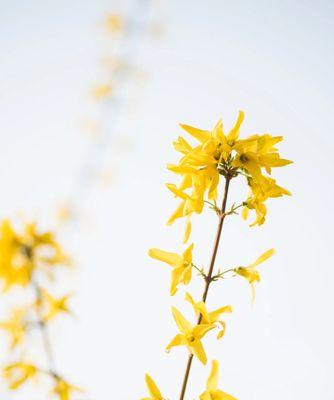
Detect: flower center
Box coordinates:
(240, 154, 248, 163)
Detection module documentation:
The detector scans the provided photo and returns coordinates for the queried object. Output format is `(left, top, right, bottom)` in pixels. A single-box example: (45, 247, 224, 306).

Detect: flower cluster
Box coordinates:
(0, 218, 80, 399)
(140, 112, 292, 399)
(167, 111, 292, 241)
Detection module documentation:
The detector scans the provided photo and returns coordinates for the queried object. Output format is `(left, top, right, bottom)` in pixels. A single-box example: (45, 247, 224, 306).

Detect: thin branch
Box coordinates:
(191, 263, 207, 280)
(178, 175, 232, 400)
(31, 280, 57, 375)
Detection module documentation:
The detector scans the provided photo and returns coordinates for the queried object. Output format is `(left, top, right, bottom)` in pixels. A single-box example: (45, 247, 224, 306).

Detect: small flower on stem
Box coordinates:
(235, 248, 275, 301)
(3, 362, 38, 390)
(185, 293, 232, 339)
(166, 306, 215, 364)
(148, 244, 193, 295)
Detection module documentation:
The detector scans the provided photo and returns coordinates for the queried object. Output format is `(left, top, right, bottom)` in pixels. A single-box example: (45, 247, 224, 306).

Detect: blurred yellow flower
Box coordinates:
(0, 220, 31, 289)
(199, 360, 237, 400)
(52, 377, 82, 400)
(105, 13, 123, 35)
(166, 306, 215, 364)
(0, 308, 27, 349)
(3, 362, 37, 390)
(148, 244, 193, 295)
(90, 84, 112, 100)
(141, 374, 164, 400)
(39, 289, 71, 321)
(0, 219, 68, 290)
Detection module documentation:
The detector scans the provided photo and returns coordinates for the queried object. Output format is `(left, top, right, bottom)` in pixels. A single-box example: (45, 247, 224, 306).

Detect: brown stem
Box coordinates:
(178, 176, 231, 400)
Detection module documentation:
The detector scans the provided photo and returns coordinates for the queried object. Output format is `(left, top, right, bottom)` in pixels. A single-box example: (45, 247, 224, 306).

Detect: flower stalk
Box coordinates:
(179, 175, 231, 400)
(142, 111, 292, 400)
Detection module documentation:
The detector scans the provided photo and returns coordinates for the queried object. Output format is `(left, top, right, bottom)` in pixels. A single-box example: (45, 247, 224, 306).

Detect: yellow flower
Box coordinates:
(179, 111, 245, 168)
(90, 84, 112, 101)
(0, 220, 31, 289)
(0, 308, 27, 349)
(166, 112, 245, 241)
(166, 307, 215, 364)
(199, 360, 237, 400)
(52, 377, 82, 400)
(242, 177, 291, 226)
(185, 293, 232, 339)
(148, 244, 193, 295)
(0, 219, 68, 290)
(167, 113, 292, 237)
(3, 362, 37, 390)
(232, 134, 292, 180)
(105, 13, 123, 34)
(235, 248, 275, 301)
(40, 289, 71, 321)
(141, 374, 164, 400)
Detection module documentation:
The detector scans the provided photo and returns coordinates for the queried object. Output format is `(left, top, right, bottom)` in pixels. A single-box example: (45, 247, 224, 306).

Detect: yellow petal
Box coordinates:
(182, 243, 193, 263)
(170, 268, 182, 295)
(183, 217, 192, 243)
(207, 360, 219, 391)
(171, 307, 192, 334)
(214, 389, 238, 400)
(199, 391, 212, 400)
(191, 339, 207, 364)
(212, 119, 226, 142)
(166, 333, 187, 352)
(148, 249, 182, 268)
(166, 183, 189, 200)
(180, 124, 211, 143)
(248, 248, 275, 268)
(209, 305, 233, 322)
(145, 374, 162, 399)
(181, 266, 192, 286)
(217, 322, 226, 339)
(194, 302, 211, 324)
(167, 201, 185, 225)
(193, 323, 216, 339)
(227, 110, 244, 143)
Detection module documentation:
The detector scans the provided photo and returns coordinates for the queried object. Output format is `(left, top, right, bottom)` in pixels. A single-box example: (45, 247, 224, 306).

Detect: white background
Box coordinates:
(0, 0, 333, 399)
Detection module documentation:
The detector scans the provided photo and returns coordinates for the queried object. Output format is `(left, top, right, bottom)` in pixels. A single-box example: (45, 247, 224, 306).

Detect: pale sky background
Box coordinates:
(0, 0, 333, 399)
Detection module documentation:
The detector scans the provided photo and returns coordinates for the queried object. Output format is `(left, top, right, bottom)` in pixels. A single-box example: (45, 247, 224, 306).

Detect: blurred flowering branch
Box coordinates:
(0, 218, 80, 399)
(58, 0, 163, 228)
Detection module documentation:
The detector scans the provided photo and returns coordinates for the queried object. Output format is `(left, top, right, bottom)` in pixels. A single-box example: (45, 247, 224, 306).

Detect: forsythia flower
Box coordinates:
(199, 360, 237, 400)
(0, 220, 31, 289)
(52, 377, 82, 400)
(105, 13, 123, 34)
(232, 134, 292, 180)
(235, 248, 275, 301)
(185, 293, 232, 339)
(166, 306, 215, 364)
(39, 289, 71, 321)
(242, 177, 291, 226)
(141, 374, 164, 400)
(90, 84, 112, 101)
(167, 112, 292, 241)
(0, 308, 27, 349)
(3, 362, 37, 390)
(148, 244, 193, 295)
(0, 219, 68, 290)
